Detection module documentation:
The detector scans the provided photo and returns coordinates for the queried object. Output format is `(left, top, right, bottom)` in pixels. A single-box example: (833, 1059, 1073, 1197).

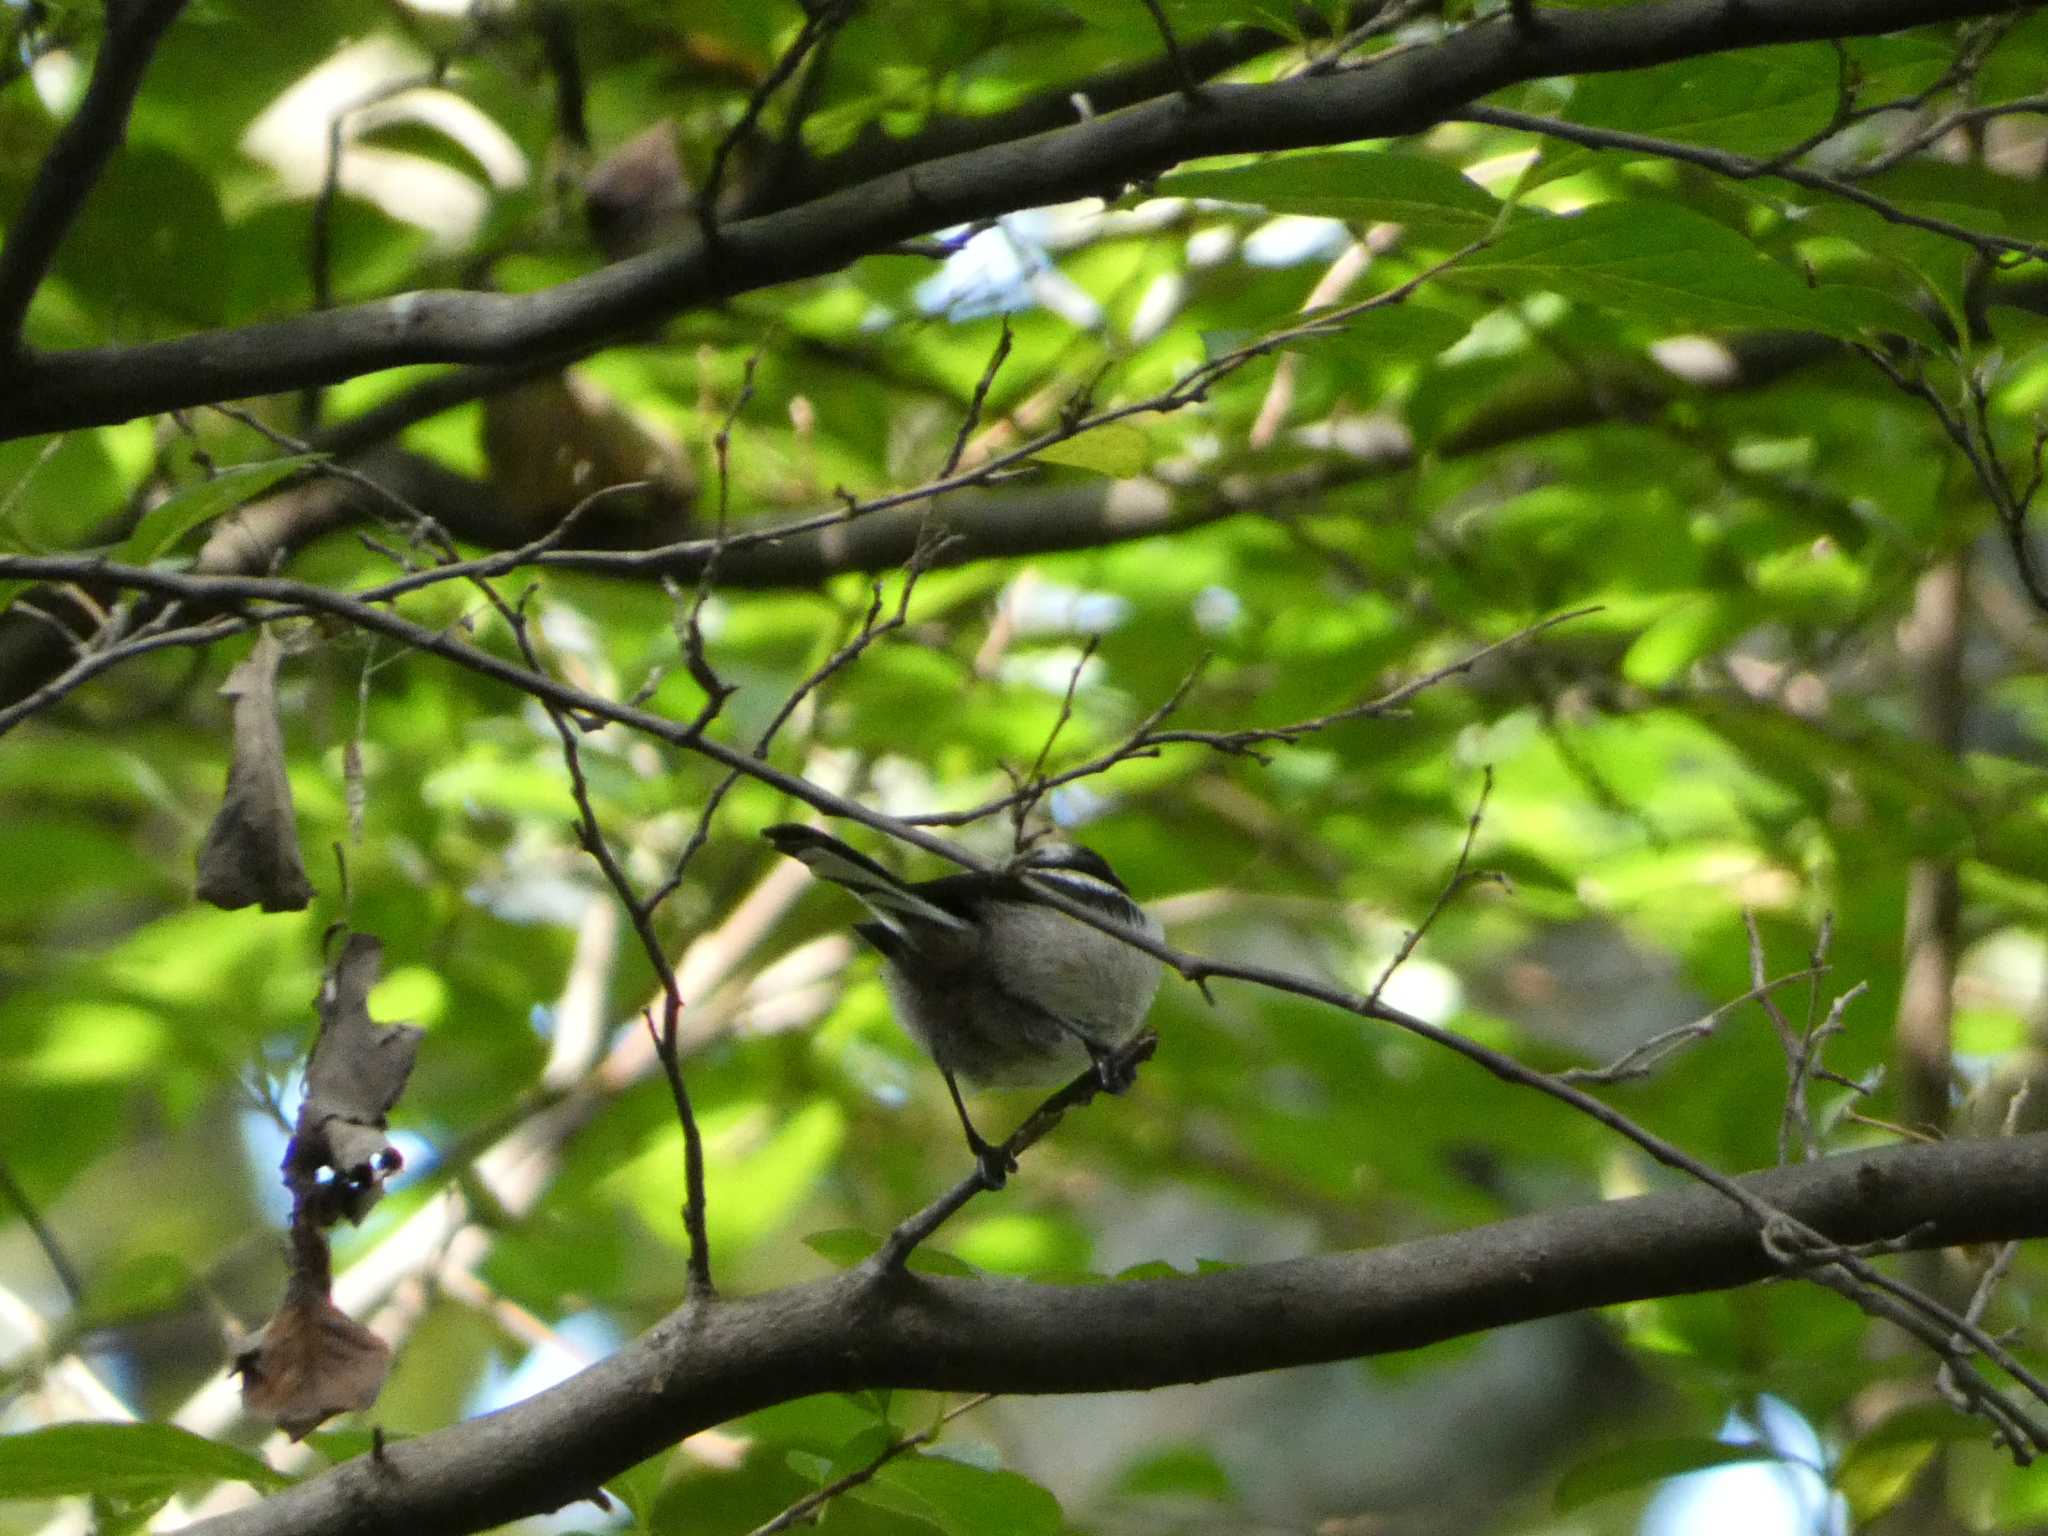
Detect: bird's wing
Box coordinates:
(762, 824, 971, 936)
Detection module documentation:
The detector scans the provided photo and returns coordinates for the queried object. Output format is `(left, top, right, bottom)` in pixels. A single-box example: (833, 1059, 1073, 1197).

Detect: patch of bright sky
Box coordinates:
(1642, 1397, 1845, 1536)
(916, 211, 1100, 325)
(917, 198, 1339, 321)
(467, 1309, 625, 1415)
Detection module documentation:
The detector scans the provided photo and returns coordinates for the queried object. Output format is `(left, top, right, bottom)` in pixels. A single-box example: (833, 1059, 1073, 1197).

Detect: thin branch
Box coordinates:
(532, 243, 1481, 589)
(1008, 634, 1098, 840)
(0, 607, 251, 741)
(1457, 103, 2048, 266)
(748, 1394, 994, 1536)
(1936, 1083, 2033, 1434)
(699, 1, 860, 233)
(874, 1034, 1158, 1270)
(1858, 345, 2048, 616)
(533, 1, 590, 152)
(0, 1147, 85, 1307)
(1367, 765, 1497, 1008)
(1138, 0, 1207, 108)
(506, 594, 716, 1298)
(0, 0, 190, 343)
(911, 607, 1593, 826)
(1556, 967, 1827, 1086)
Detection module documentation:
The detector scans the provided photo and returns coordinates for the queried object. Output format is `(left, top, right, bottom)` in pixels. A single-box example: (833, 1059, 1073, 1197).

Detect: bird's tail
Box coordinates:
(761, 824, 968, 935)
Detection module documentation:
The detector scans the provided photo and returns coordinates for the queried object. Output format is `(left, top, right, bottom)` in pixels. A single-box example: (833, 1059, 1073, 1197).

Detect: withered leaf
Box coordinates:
(234, 1284, 391, 1440)
(195, 629, 315, 913)
(289, 934, 422, 1225)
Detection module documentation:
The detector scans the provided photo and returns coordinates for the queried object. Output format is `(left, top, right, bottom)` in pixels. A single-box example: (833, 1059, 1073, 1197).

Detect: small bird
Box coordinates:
(763, 824, 1163, 1187)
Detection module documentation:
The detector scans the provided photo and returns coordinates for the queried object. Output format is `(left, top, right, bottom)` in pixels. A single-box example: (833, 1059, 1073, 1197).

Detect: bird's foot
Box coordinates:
(970, 1134, 1019, 1190)
(1090, 1045, 1137, 1096)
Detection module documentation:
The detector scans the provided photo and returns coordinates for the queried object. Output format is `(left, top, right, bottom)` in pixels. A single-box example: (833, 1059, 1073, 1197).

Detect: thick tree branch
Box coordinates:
(0, 0, 189, 344)
(0, 0, 2019, 439)
(183, 1133, 2048, 1536)
(753, 8, 1324, 213)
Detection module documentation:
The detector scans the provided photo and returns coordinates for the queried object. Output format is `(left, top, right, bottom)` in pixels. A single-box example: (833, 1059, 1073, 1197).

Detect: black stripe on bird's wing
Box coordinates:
(1019, 868, 1148, 926)
(763, 823, 970, 932)
(920, 867, 1146, 927)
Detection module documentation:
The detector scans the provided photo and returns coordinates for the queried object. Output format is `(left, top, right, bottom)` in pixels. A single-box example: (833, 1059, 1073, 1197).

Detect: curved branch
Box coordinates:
(754, 8, 1327, 213)
(0, 0, 2015, 439)
(185, 1132, 2048, 1536)
(0, 0, 189, 343)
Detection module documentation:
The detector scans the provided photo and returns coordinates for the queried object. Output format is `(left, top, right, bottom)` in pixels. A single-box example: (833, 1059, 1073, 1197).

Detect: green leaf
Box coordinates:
(803, 1227, 882, 1267)
(1554, 1438, 1781, 1513)
(1032, 424, 1150, 478)
(1835, 1402, 1985, 1521)
(1623, 593, 1753, 687)
(801, 1228, 977, 1277)
(119, 456, 323, 565)
(1306, 303, 1471, 374)
(1449, 201, 1901, 338)
(1114, 1443, 1238, 1500)
(1562, 49, 1842, 157)
(1158, 151, 1502, 239)
(77, 1253, 195, 1328)
(852, 1454, 1063, 1536)
(54, 146, 233, 328)
(0, 1423, 291, 1500)
(784, 1448, 833, 1484)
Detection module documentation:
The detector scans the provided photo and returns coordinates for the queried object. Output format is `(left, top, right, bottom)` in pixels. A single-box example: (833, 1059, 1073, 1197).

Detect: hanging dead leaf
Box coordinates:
(195, 629, 314, 913)
(233, 1256, 391, 1439)
(288, 933, 422, 1225)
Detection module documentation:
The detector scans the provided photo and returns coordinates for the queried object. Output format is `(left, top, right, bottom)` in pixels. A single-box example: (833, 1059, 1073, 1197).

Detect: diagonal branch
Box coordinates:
(0, 0, 190, 344)
(0, 0, 2021, 438)
(1457, 104, 2048, 265)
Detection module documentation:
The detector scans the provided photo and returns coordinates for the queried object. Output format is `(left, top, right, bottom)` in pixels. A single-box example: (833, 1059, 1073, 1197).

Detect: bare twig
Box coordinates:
(699, 1, 860, 232)
(0, 1148, 84, 1307)
(533, 1, 590, 153)
(504, 594, 716, 1298)
(1556, 967, 1827, 1086)
(1367, 766, 1498, 1008)
(1008, 634, 1099, 841)
(1937, 1083, 2034, 1428)
(1857, 345, 2048, 618)
(0, 607, 251, 741)
(912, 607, 1594, 826)
(1138, 0, 1206, 107)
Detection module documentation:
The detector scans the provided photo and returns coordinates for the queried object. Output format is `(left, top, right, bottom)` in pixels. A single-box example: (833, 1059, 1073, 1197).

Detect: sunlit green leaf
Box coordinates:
(852, 1454, 1063, 1536)
(119, 456, 324, 564)
(1159, 151, 1502, 239)
(1032, 424, 1151, 478)
(0, 1423, 290, 1500)
(1449, 202, 1918, 338)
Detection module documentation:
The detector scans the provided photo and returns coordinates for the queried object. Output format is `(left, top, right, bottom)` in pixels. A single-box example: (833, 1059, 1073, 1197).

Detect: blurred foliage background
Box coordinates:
(5, 1, 2048, 1533)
